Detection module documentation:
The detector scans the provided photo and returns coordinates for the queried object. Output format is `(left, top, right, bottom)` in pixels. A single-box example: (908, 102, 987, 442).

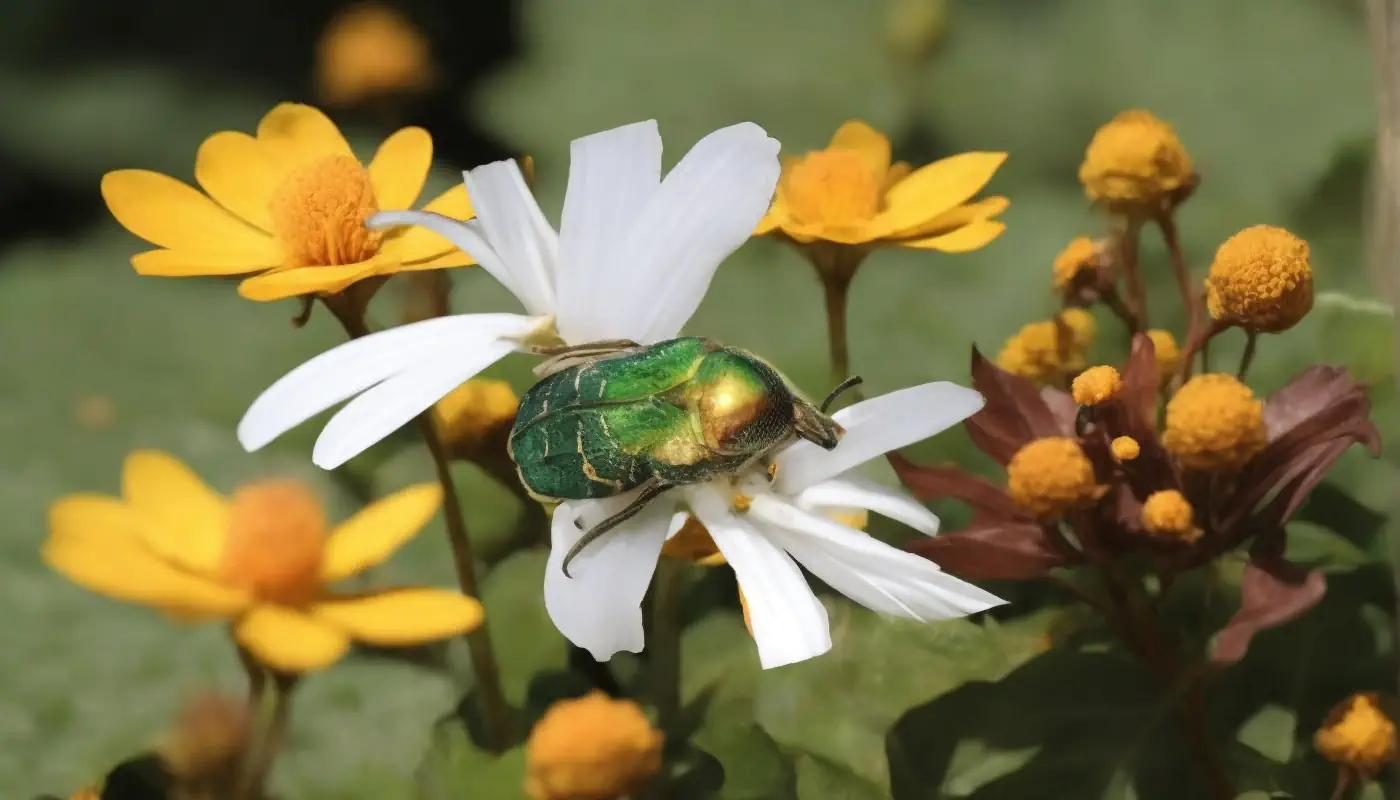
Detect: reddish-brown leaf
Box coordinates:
(907, 522, 1069, 580)
(1118, 333, 1159, 435)
(887, 452, 1019, 519)
(966, 347, 1068, 464)
(1211, 552, 1326, 665)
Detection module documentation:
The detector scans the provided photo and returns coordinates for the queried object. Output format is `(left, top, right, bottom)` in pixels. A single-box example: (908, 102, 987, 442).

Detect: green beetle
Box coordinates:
(509, 336, 862, 576)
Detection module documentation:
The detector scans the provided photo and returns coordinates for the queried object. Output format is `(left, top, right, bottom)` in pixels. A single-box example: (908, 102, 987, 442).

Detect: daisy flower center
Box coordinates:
(268, 155, 382, 268)
(219, 480, 327, 605)
(783, 149, 881, 225)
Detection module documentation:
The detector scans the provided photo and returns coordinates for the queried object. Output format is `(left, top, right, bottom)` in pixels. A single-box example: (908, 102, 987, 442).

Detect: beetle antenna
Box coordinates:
(820, 375, 864, 413)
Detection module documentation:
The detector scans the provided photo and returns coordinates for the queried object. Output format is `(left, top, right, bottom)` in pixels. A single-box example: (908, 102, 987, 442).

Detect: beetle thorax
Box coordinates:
(695, 358, 791, 455)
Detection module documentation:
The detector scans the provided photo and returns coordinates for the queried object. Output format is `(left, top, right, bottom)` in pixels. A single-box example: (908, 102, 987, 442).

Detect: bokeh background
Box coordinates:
(2, 0, 1397, 797)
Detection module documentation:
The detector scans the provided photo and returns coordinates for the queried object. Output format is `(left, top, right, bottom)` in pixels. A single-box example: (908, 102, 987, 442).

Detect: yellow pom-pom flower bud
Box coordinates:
(1205, 225, 1314, 332)
(525, 691, 664, 800)
(1052, 236, 1101, 293)
(1316, 693, 1397, 776)
(1140, 489, 1200, 542)
(1071, 365, 1122, 406)
(1111, 436, 1140, 462)
(1079, 110, 1197, 211)
(1162, 374, 1267, 470)
(1059, 308, 1096, 350)
(1006, 437, 1105, 518)
(432, 379, 519, 458)
(1146, 329, 1181, 385)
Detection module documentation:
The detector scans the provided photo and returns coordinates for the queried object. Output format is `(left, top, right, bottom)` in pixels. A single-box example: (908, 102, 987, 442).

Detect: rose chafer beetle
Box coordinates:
(509, 336, 862, 576)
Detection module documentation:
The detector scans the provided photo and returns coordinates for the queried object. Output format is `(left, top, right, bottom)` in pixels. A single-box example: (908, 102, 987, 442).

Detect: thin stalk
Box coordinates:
(1236, 330, 1258, 381)
(1156, 213, 1201, 349)
(1117, 218, 1148, 328)
(236, 643, 267, 714)
(649, 559, 686, 738)
(822, 269, 856, 386)
(239, 673, 298, 800)
(321, 298, 512, 751)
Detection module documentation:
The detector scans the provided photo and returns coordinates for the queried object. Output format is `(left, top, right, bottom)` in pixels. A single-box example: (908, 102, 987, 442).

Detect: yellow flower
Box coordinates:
(433, 379, 519, 459)
(1146, 329, 1181, 385)
(525, 691, 663, 800)
(1110, 436, 1140, 462)
(1205, 224, 1314, 332)
(1316, 693, 1397, 775)
(101, 103, 475, 302)
(1006, 437, 1105, 518)
(1140, 490, 1200, 542)
(1059, 307, 1097, 349)
(1162, 374, 1267, 470)
(317, 3, 435, 107)
(1071, 365, 1122, 406)
(1079, 110, 1197, 212)
(995, 311, 1094, 387)
(43, 451, 482, 673)
(756, 120, 1008, 251)
(1052, 236, 1103, 293)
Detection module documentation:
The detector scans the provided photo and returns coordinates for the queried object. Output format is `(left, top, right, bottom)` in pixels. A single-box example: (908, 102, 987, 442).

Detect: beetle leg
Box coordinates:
(561, 481, 675, 578)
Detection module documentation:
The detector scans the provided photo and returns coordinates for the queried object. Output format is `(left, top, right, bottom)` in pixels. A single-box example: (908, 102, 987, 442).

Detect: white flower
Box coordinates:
(546, 381, 1008, 670)
(236, 120, 781, 468)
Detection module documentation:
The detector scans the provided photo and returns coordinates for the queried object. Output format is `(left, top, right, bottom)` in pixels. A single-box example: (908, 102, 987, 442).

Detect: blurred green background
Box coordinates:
(1, 0, 1397, 797)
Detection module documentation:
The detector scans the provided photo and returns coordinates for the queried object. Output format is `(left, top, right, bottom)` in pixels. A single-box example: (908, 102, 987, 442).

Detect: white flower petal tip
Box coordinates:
(797, 476, 941, 537)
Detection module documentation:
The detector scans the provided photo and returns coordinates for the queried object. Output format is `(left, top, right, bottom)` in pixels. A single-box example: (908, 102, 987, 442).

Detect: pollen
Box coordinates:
(731, 493, 754, 513)
(781, 149, 882, 225)
(1316, 693, 1397, 775)
(268, 155, 382, 268)
(1205, 225, 1314, 332)
(1111, 436, 1141, 462)
(1147, 329, 1181, 385)
(1162, 374, 1267, 470)
(1071, 365, 1122, 406)
(525, 691, 663, 800)
(433, 379, 519, 458)
(1006, 437, 1105, 519)
(1140, 490, 1199, 542)
(219, 480, 327, 605)
(1079, 109, 1196, 210)
(1052, 236, 1101, 292)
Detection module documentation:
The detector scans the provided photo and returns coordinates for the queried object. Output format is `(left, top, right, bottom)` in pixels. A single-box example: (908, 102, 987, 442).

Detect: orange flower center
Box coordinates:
(782, 149, 882, 225)
(268, 155, 382, 268)
(219, 480, 327, 605)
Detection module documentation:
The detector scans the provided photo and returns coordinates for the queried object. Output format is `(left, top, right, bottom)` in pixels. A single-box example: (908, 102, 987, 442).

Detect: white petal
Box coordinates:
(544, 492, 676, 661)
(308, 314, 539, 469)
(686, 484, 830, 669)
(555, 121, 662, 344)
(608, 123, 781, 344)
(797, 475, 941, 536)
(747, 493, 1005, 616)
(368, 211, 531, 311)
(665, 511, 690, 540)
(237, 313, 535, 453)
(775, 382, 985, 495)
(461, 160, 559, 316)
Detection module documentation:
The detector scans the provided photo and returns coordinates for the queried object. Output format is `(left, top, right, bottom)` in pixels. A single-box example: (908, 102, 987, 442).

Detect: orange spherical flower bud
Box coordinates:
(1006, 437, 1106, 518)
(317, 3, 435, 107)
(1140, 490, 1199, 542)
(1316, 693, 1397, 776)
(1052, 236, 1102, 292)
(1146, 329, 1181, 385)
(433, 379, 520, 458)
(1111, 436, 1141, 462)
(1071, 365, 1122, 406)
(525, 691, 664, 800)
(1162, 374, 1267, 470)
(219, 480, 328, 605)
(995, 312, 1094, 387)
(1205, 225, 1314, 332)
(1079, 110, 1197, 211)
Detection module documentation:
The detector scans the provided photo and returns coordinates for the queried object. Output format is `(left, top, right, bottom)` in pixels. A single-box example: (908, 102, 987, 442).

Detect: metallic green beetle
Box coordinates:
(508, 336, 862, 576)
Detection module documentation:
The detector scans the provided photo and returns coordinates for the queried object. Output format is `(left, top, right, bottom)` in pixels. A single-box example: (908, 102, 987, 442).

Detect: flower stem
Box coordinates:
(1156, 212, 1201, 349)
(236, 643, 267, 713)
(239, 672, 297, 800)
(320, 297, 513, 752)
(801, 243, 868, 395)
(1236, 329, 1258, 381)
(1117, 219, 1149, 328)
(649, 559, 686, 738)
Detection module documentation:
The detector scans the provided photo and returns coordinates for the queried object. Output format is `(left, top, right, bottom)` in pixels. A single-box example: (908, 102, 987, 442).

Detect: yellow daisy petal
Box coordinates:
(255, 103, 354, 165)
(235, 259, 382, 302)
(881, 161, 913, 194)
(312, 588, 483, 645)
(101, 170, 281, 259)
(828, 120, 892, 180)
(377, 183, 476, 264)
(321, 483, 442, 583)
(368, 126, 432, 211)
(121, 450, 229, 575)
(902, 219, 1007, 252)
(890, 195, 1010, 240)
(235, 605, 350, 673)
(869, 152, 1007, 238)
(131, 248, 281, 277)
(194, 131, 288, 232)
(45, 495, 248, 616)
(396, 249, 475, 271)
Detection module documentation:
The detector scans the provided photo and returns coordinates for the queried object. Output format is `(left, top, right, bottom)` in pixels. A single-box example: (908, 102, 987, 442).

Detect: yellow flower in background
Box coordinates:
(756, 120, 1008, 252)
(1316, 693, 1397, 777)
(433, 379, 520, 459)
(159, 692, 251, 787)
(994, 309, 1096, 387)
(43, 451, 482, 673)
(101, 103, 475, 302)
(1079, 110, 1197, 213)
(1006, 437, 1105, 519)
(525, 691, 663, 800)
(1205, 224, 1314, 332)
(1161, 374, 1267, 470)
(317, 3, 435, 107)
(1146, 329, 1181, 385)
(1140, 490, 1200, 543)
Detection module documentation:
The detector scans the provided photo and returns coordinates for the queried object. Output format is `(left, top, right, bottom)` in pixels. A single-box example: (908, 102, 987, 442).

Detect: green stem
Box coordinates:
(1156, 212, 1200, 350)
(1236, 329, 1258, 381)
(1118, 219, 1148, 329)
(650, 559, 687, 738)
(236, 643, 267, 714)
(802, 243, 868, 397)
(239, 672, 297, 800)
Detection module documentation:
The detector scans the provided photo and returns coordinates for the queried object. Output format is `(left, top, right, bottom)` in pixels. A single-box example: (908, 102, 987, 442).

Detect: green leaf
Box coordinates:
(416, 721, 529, 800)
(794, 754, 888, 800)
(1282, 521, 1373, 575)
(1235, 705, 1297, 764)
(477, 549, 578, 712)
